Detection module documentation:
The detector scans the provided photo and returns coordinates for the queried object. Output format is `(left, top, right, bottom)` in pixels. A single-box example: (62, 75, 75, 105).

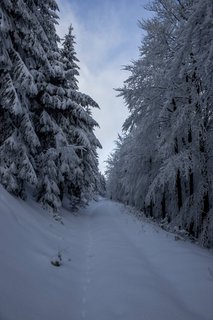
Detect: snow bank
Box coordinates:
(0, 186, 82, 320)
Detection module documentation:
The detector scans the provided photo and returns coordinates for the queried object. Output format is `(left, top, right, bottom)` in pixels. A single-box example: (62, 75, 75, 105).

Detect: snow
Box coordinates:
(0, 185, 213, 320)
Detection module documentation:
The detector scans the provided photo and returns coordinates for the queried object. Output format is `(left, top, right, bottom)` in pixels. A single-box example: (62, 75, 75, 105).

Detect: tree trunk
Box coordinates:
(174, 137, 182, 211)
(188, 127, 194, 197)
(161, 191, 166, 219)
(176, 169, 182, 211)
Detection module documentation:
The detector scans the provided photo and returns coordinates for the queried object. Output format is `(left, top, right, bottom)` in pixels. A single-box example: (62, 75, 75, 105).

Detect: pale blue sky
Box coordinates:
(56, 0, 149, 173)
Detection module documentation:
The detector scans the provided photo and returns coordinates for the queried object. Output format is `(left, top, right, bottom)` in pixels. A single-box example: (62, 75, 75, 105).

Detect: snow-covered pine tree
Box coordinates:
(111, 0, 177, 216)
(139, 0, 192, 220)
(0, 0, 40, 198)
(96, 172, 106, 197)
(29, 8, 77, 210)
(106, 135, 129, 203)
(58, 26, 101, 207)
(60, 24, 79, 90)
(34, 21, 101, 210)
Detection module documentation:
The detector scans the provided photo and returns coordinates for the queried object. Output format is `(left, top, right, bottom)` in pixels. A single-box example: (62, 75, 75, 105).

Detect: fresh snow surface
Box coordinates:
(0, 186, 213, 320)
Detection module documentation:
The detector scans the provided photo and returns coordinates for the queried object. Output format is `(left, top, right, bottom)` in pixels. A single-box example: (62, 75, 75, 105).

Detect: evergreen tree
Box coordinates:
(60, 26, 101, 206)
(61, 24, 80, 90)
(35, 23, 101, 210)
(0, 0, 40, 197)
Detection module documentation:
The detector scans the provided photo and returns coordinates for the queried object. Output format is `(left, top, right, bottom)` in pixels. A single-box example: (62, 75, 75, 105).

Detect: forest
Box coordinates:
(106, 0, 213, 248)
(0, 1, 213, 319)
(0, 0, 213, 247)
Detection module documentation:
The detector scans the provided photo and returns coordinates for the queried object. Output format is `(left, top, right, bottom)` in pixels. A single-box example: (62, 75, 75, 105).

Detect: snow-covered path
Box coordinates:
(0, 188, 213, 320)
(73, 199, 213, 320)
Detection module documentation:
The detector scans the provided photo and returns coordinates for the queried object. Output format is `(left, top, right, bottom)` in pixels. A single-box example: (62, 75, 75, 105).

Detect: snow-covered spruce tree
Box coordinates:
(60, 24, 79, 90)
(106, 135, 126, 202)
(96, 172, 106, 197)
(31, 0, 66, 210)
(0, 0, 63, 205)
(34, 22, 101, 210)
(33, 5, 101, 211)
(60, 25, 101, 206)
(0, 0, 41, 198)
(137, 0, 193, 221)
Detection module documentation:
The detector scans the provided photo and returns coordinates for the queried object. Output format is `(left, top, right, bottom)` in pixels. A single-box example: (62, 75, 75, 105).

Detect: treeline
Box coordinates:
(106, 0, 213, 247)
(0, 0, 102, 211)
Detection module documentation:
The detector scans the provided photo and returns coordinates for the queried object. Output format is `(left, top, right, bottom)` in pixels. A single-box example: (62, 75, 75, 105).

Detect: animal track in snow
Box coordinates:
(81, 217, 95, 319)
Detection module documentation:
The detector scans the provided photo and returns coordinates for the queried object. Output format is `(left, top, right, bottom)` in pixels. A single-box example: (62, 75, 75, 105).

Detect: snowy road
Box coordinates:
(71, 199, 213, 320)
(0, 190, 213, 320)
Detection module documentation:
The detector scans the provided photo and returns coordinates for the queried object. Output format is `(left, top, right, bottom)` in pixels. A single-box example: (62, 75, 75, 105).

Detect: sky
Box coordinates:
(56, 0, 149, 173)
